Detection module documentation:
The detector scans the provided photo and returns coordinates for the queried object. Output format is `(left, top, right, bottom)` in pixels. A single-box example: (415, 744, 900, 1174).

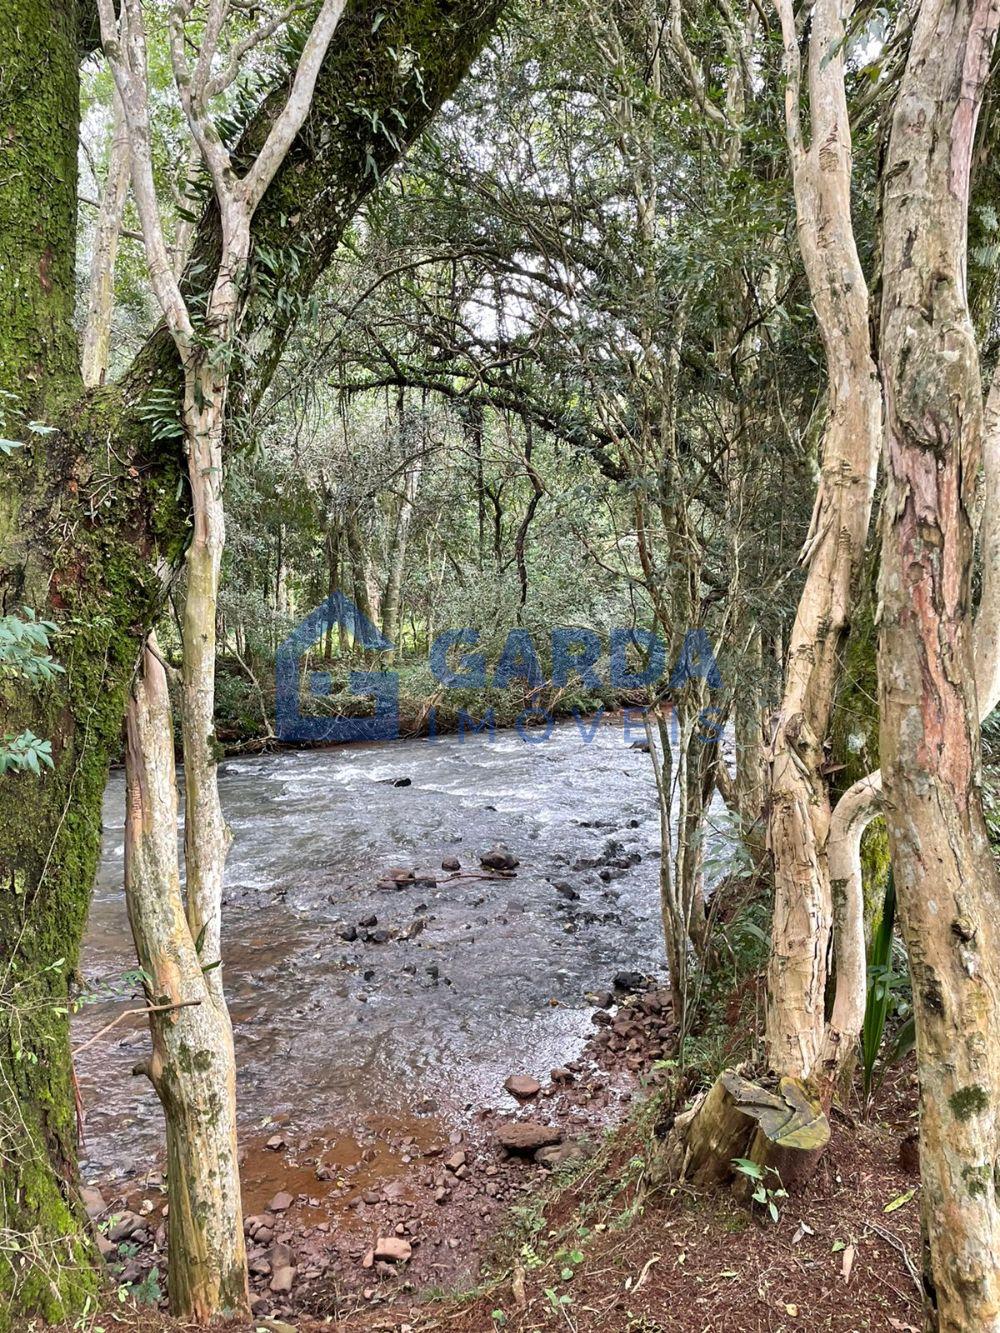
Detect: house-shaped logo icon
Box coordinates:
(275, 593, 400, 744)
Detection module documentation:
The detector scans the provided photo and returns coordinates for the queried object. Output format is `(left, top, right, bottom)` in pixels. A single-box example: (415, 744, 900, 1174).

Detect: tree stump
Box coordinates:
(664, 1069, 830, 1194)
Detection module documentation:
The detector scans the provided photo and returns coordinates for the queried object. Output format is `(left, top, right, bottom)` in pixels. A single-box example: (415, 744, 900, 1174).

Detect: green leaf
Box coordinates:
(884, 1188, 915, 1214)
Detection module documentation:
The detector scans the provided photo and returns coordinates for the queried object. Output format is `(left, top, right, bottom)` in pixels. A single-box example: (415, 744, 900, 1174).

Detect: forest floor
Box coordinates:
(55, 972, 923, 1333)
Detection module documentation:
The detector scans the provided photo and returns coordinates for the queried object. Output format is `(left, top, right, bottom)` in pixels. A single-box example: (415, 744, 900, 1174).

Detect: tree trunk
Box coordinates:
(766, 0, 882, 1084)
(663, 1071, 829, 1193)
(124, 642, 248, 1321)
(382, 454, 422, 652)
(179, 367, 231, 980)
(734, 627, 769, 866)
(81, 76, 130, 388)
(878, 1, 1000, 1326)
(0, 3, 109, 1322)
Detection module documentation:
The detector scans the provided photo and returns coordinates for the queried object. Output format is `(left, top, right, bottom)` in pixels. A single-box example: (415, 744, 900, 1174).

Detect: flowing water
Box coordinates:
(75, 716, 719, 1177)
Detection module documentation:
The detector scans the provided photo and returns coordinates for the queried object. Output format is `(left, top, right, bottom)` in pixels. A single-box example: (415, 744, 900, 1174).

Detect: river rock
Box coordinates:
(96, 1232, 117, 1259)
(80, 1186, 106, 1219)
(504, 1074, 541, 1100)
(269, 1265, 296, 1293)
(374, 1236, 412, 1262)
(359, 913, 378, 927)
(108, 1211, 144, 1243)
(536, 1141, 586, 1169)
(613, 970, 645, 993)
(481, 847, 519, 871)
(553, 881, 579, 900)
(269, 1242, 295, 1269)
(441, 855, 461, 871)
(497, 1123, 563, 1155)
(337, 925, 358, 942)
(268, 1191, 294, 1213)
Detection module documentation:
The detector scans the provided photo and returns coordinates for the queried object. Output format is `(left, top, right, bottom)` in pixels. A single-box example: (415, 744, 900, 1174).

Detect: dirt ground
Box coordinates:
(48, 1056, 924, 1333)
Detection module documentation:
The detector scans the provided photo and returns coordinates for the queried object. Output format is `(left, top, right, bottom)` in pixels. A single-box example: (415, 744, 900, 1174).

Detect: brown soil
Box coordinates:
(55, 987, 924, 1333)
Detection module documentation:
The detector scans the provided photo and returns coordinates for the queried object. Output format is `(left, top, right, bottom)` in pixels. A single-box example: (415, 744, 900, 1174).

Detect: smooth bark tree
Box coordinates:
(877, 0, 1000, 1324)
(0, 3, 506, 1325)
(766, 0, 882, 1087)
(80, 80, 131, 388)
(98, 1, 356, 1311)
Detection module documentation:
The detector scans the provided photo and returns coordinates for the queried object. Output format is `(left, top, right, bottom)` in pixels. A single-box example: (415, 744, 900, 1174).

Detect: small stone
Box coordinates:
(337, 925, 358, 942)
(441, 856, 461, 871)
(504, 1074, 541, 1100)
(269, 1265, 296, 1293)
(445, 1151, 467, 1173)
(550, 1067, 575, 1084)
(613, 970, 645, 993)
(269, 1242, 294, 1269)
(268, 1192, 294, 1214)
(359, 913, 378, 928)
(374, 1236, 412, 1263)
(480, 847, 519, 871)
(266, 1134, 285, 1150)
(108, 1212, 143, 1243)
(81, 1186, 106, 1219)
(535, 1141, 586, 1169)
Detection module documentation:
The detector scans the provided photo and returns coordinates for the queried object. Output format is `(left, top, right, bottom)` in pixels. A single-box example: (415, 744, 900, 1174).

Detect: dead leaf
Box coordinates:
(512, 1264, 527, 1310)
(842, 1243, 856, 1285)
(633, 1254, 661, 1293)
(792, 1219, 815, 1245)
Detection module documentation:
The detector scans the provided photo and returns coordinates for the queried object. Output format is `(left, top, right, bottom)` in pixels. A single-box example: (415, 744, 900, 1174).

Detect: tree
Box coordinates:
(877, 0, 1000, 1323)
(0, 2, 506, 1325)
(765, 0, 881, 1091)
(95, 0, 353, 1314)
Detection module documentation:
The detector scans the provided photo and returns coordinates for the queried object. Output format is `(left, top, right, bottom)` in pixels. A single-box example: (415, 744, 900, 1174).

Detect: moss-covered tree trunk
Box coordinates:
(0, 2, 130, 1322)
(0, 2, 506, 1325)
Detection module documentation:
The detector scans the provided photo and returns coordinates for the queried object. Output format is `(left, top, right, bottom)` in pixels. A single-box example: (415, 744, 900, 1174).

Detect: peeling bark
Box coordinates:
(878, 0, 1000, 1325)
(766, 0, 882, 1084)
(124, 642, 248, 1320)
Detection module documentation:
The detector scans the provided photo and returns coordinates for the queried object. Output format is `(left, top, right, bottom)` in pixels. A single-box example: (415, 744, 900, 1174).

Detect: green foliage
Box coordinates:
(0, 611, 62, 775)
(731, 1159, 788, 1223)
(860, 872, 914, 1112)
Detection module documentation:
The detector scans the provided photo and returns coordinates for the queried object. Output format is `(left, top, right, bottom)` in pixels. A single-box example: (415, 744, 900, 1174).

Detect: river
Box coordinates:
(74, 715, 699, 1178)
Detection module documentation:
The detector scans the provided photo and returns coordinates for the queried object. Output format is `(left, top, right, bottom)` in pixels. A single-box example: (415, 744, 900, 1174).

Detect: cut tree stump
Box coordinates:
(665, 1069, 830, 1193)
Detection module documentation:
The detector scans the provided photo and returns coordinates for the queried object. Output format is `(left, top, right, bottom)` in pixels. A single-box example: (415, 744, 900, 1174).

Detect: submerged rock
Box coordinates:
(481, 847, 519, 872)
